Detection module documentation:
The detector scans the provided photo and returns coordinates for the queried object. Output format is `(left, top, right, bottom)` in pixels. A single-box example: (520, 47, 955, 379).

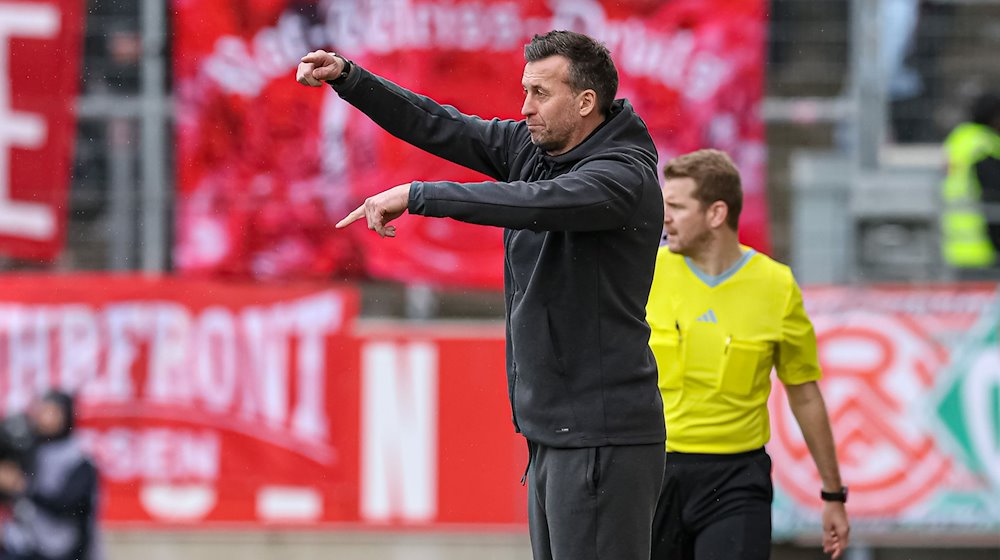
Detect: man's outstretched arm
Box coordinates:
(335, 152, 657, 236)
(296, 50, 520, 181)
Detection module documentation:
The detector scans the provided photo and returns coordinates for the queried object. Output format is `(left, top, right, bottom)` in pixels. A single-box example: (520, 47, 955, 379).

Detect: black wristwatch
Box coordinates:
(328, 53, 353, 85)
(820, 486, 848, 503)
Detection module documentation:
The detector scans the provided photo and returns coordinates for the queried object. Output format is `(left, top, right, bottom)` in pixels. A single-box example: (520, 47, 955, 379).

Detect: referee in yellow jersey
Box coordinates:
(647, 150, 850, 560)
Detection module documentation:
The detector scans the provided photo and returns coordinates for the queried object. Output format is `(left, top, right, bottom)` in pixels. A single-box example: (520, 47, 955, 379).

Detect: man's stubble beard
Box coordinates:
(530, 131, 566, 155)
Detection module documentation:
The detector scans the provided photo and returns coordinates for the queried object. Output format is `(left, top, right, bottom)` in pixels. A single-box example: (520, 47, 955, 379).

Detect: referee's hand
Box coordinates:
(821, 501, 850, 559)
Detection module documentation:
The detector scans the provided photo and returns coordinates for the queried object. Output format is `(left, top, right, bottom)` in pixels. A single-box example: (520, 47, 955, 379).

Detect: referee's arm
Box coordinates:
(785, 382, 842, 496)
(785, 382, 850, 558)
(779, 277, 850, 558)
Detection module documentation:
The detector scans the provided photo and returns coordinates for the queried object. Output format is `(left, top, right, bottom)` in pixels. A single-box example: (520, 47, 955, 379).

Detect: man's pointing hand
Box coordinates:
(336, 183, 412, 238)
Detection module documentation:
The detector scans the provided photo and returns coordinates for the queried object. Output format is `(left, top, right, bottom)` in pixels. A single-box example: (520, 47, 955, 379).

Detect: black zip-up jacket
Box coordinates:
(332, 65, 665, 447)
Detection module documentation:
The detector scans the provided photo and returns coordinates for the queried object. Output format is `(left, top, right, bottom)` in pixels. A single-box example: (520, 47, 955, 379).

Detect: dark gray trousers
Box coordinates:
(527, 441, 665, 560)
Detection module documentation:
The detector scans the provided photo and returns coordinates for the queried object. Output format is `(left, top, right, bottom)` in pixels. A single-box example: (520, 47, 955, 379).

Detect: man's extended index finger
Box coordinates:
(300, 51, 329, 64)
(335, 205, 365, 229)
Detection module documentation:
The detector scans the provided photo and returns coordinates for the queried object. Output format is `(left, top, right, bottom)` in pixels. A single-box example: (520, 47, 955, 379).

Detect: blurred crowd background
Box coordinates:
(1, 1, 999, 559)
(41, 0, 1000, 285)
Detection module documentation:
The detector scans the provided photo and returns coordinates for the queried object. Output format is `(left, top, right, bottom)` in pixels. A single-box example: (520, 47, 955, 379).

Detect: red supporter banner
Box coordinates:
(0, 275, 527, 527)
(0, 276, 364, 525)
(2, 277, 998, 535)
(173, 0, 769, 288)
(0, 0, 82, 260)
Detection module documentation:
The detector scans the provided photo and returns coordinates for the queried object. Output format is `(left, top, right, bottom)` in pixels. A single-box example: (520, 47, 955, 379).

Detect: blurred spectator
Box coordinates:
(941, 92, 1000, 279)
(0, 391, 102, 560)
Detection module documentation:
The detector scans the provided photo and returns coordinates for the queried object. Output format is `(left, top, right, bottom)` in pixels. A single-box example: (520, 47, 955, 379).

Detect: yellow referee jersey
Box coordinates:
(646, 246, 821, 453)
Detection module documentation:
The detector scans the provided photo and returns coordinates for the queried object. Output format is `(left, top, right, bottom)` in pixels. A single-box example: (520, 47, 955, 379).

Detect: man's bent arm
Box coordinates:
(410, 154, 655, 231)
(331, 65, 520, 181)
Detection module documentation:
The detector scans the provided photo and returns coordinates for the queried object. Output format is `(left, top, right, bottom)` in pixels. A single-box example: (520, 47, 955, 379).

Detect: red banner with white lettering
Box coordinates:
(2, 278, 1000, 536)
(173, 0, 768, 288)
(0, 0, 82, 260)
(0, 276, 364, 524)
(0, 275, 526, 527)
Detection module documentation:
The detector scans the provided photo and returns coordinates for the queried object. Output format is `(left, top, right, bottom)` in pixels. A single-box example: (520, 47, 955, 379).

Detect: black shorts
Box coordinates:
(651, 448, 774, 560)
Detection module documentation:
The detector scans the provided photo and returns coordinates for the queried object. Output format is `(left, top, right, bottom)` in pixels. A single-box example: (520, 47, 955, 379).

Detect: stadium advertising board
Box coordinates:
(770, 284, 1000, 537)
(173, 0, 769, 288)
(0, 0, 82, 260)
(1, 279, 997, 536)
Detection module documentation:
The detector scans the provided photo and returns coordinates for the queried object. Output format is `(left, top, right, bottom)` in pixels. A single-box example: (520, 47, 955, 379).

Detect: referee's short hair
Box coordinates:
(663, 149, 742, 231)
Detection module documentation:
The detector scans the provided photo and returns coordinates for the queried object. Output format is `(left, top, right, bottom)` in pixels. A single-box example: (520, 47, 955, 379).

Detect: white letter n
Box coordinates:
(361, 341, 438, 522)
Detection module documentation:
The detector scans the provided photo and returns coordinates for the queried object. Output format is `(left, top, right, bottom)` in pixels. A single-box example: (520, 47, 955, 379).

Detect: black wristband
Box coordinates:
(328, 54, 353, 85)
(820, 486, 848, 503)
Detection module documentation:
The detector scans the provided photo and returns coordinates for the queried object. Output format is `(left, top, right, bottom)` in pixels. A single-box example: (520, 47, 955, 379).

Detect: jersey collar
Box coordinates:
(684, 249, 756, 288)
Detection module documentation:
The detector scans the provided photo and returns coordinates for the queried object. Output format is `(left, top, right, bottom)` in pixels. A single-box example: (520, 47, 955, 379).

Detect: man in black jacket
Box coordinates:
(297, 30, 665, 560)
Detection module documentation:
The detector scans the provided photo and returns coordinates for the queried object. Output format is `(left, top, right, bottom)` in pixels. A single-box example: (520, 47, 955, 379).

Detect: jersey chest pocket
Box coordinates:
(650, 329, 683, 391)
(717, 338, 770, 396)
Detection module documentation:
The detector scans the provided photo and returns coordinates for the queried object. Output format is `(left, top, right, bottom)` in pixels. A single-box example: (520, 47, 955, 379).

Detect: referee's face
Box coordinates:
(662, 177, 711, 256)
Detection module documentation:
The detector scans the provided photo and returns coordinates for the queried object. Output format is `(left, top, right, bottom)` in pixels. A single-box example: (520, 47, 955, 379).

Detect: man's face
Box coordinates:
(662, 177, 712, 256)
(521, 55, 584, 155)
(28, 399, 65, 438)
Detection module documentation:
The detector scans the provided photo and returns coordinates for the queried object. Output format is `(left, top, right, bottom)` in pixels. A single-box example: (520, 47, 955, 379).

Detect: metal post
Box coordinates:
(405, 283, 438, 320)
(851, 0, 887, 171)
(108, 118, 135, 270)
(847, 0, 889, 282)
(140, 0, 168, 273)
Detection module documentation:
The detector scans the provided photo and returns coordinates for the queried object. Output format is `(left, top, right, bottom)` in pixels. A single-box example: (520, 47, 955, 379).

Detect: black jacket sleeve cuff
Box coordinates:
(408, 181, 426, 215)
(327, 62, 364, 94)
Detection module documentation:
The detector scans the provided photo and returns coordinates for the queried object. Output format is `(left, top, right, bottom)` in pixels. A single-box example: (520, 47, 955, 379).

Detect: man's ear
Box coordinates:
(578, 90, 597, 117)
(707, 201, 729, 229)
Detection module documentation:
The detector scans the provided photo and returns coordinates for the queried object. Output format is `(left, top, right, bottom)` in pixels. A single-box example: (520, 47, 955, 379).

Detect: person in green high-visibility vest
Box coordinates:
(942, 92, 1000, 279)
